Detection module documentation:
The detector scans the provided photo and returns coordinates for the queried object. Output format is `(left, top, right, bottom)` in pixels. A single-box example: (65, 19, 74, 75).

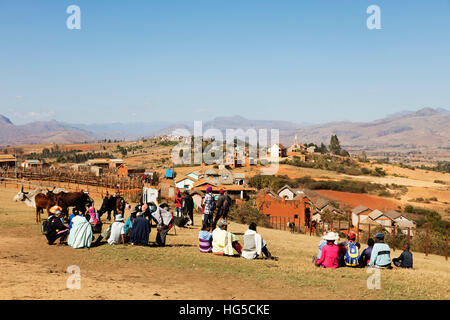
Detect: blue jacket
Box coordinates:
(369, 242, 391, 267)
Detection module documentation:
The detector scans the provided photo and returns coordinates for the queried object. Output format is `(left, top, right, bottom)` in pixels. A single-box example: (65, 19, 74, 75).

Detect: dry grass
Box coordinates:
(0, 186, 448, 300)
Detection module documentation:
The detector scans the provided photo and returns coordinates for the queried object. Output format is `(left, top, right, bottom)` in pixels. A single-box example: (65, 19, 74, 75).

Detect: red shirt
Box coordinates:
(316, 244, 339, 269)
(175, 193, 182, 208)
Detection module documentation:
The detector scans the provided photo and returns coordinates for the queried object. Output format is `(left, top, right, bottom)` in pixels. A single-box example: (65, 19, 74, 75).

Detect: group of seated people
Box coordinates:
(44, 205, 100, 248)
(198, 220, 278, 260)
(313, 231, 413, 269)
(44, 201, 175, 248)
(95, 202, 175, 247)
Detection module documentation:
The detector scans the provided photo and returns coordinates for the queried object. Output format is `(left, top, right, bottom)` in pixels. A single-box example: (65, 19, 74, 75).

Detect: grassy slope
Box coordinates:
(0, 187, 448, 300)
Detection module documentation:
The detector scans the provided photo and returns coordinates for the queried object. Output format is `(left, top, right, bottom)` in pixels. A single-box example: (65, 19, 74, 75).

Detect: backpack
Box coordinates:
(209, 198, 216, 212)
(42, 216, 55, 235)
(344, 242, 360, 267)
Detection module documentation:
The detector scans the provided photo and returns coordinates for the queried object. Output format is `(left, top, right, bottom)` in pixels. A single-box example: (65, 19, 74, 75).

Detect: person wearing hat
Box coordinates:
(368, 233, 392, 269)
(315, 232, 340, 269)
(107, 214, 126, 245)
(45, 210, 69, 245)
(212, 220, 241, 256)
(202, 186, 215, 227)
(212, 189, 232, 229)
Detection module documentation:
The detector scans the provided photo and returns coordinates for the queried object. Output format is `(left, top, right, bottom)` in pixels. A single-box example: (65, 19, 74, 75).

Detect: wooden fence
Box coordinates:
(267, 215, 448, 260)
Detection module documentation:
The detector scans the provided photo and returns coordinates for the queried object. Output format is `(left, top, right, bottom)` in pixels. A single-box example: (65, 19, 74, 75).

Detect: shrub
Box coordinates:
(228, 201, 270, 228)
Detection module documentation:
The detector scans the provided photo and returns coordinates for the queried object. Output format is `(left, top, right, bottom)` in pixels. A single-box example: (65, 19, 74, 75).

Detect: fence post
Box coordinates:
(446, 229, 448, 261)
(393, 226, 396, 252)
(407, 227, 410, 247)
(357, 220, 360, 243)
(368, 223, 371, 239)
(309, 218, 312, 236)
(425, 228, 429, 256)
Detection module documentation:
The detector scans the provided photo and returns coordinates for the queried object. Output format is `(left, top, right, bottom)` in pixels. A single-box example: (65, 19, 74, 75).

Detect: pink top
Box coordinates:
(316, 244, 339, 269)
(88, 207, 98, 225)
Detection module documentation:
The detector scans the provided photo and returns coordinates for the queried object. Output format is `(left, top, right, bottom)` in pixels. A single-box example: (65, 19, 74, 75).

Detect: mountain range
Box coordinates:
(0, 107, 449, 150)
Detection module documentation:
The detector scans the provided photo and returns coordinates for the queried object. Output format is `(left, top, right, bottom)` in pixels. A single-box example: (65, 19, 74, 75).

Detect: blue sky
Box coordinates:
(0, 0, 449, 125)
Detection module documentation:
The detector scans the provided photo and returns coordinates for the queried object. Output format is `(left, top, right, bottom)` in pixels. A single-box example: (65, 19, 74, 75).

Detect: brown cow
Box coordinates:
(34, 193, 58, 223)
(48, 190, 92, 218)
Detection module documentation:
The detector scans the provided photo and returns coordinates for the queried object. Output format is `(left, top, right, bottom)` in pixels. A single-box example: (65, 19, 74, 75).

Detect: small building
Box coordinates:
(287, 135, 306, 153)
(143, 186, 160, 204)
(277, 185, 305, 200)
(351, 205, 372, 228)
(233, 173, 246, 185)
(21, 159, 43, 169)
(175, 176, 197, 190)
(185, 171, 201, 181)
(0, 154, 16, 169)
(190, 189, 205, 210)
(109, 159, 124, 168)
(164, 168, 176, 179)
(269, 144, 287, 158)
(86, 159, 111, 169)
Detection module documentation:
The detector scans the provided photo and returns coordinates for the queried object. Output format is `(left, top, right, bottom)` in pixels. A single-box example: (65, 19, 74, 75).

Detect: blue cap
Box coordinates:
(374, 232, 385, 239)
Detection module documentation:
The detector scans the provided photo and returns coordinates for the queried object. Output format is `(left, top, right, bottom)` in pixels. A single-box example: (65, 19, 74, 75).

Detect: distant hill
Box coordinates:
(0, 116, 95, 146)
(1, 107, 449, 149)
(291, 107, 450, 149)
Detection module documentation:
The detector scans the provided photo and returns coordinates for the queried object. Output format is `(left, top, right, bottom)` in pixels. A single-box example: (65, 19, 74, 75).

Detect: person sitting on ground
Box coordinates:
(88, 206, 102, 233)
(359, 238, 375, 267)
(68, 208, 77, 229)
(312, 232, 329, 264)
(393, 243, 413, 269)
(242, 222, 277, 260)
(130, 212, 150, 246)
(107, 214, 126, 245)
(368, 233, 392, 269)
(198, 223, 213, 253)
(315, 232, 340, 269)
(124, 211, 136, 243)
(212, 220, 242, 256)
(45, 210, 69, 245)
(68, 211, 93, 249)
(338, 231, 361, 267)
(151, 203, 174, 247)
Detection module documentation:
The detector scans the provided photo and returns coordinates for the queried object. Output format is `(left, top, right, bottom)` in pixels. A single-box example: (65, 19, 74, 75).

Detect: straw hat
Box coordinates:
(323, 232, 339, 241)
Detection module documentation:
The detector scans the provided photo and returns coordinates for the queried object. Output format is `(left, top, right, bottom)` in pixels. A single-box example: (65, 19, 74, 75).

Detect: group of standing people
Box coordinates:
(313, 231, 413, 269)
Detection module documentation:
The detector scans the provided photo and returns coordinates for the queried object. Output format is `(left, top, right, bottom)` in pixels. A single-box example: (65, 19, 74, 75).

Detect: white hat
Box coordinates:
(115, 214, 124, 222)
(323, 232, 338, 241)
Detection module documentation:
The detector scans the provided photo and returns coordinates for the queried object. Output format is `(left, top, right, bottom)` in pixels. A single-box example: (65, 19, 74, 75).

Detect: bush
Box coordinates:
(228, 201, 270, 228)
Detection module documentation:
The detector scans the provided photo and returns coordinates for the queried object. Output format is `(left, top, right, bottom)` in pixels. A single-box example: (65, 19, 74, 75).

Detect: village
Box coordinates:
(0, 133, 424, 245)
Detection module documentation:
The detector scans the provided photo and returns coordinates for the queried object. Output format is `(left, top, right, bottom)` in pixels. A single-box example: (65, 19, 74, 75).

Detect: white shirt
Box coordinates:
(107, 221, 125, 245)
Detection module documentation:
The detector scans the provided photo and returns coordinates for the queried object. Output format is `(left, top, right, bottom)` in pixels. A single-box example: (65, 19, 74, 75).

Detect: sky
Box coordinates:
(0, 0, 449, 125)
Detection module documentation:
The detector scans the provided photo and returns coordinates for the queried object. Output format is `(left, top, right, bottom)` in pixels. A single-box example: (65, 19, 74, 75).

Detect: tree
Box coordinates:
(360, 150, 368, 162)
(329, 135, 342, 155)
(319, 143, 328, 154)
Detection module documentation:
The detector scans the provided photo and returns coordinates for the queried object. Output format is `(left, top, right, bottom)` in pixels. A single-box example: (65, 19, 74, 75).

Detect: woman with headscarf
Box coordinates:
(68, 213, 93, 249)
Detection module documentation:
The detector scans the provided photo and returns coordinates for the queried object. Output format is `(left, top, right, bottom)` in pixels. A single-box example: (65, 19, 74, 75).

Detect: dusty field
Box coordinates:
(0, 187, 448, 300)
(315, 190, 401, 212)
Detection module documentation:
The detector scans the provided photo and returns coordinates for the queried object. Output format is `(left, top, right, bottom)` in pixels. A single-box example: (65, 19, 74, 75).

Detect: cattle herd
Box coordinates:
(13, 186, 100, 223)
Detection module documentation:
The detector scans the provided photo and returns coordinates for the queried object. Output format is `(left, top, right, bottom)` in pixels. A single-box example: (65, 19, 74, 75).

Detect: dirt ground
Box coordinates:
(1, 186, 449, 300)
